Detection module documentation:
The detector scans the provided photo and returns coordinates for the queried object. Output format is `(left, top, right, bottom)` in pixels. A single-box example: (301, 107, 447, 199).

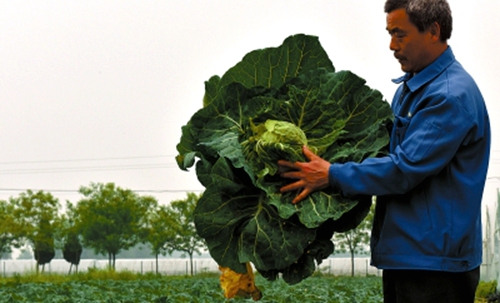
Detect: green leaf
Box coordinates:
(194, 157, 316, 273)
(218, 34, 335, 89)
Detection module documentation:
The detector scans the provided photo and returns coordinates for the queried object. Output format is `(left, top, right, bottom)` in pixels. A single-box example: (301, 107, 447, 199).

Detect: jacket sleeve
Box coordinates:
(329, 92, 474, 197)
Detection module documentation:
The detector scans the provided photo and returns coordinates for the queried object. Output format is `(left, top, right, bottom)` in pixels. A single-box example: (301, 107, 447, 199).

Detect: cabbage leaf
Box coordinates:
(176, 34, 393, 284)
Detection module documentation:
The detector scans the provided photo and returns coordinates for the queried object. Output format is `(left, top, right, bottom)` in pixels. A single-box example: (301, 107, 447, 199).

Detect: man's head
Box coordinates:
(384, 0, 452, 73)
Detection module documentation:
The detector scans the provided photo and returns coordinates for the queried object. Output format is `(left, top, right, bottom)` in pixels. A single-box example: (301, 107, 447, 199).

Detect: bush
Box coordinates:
(476, 280, 497, 299)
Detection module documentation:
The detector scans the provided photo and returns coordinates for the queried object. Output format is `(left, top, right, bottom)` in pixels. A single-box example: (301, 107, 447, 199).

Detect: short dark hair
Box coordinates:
(384, 0, 452, 42)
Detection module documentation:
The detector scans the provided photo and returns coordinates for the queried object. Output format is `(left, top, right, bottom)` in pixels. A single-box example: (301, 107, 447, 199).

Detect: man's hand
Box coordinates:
(278, 145, 331, 204)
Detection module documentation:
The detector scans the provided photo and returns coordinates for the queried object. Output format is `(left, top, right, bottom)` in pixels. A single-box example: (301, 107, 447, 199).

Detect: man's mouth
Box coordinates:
(394, 54, 405, 63)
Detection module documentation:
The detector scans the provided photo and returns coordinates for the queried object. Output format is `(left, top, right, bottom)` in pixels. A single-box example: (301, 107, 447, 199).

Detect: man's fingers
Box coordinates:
(302, 145, 317, 161)
(277, 160, 298, 173)
(280, 180, 304, 193)
(277, 159, 296, 169)
(278, 146, 321, 204)
(280, 170, 304, 179)
(292, 188, 311, 204)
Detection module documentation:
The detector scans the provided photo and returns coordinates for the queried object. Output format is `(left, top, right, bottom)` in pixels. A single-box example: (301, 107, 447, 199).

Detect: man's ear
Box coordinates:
(428, 21, 441, 42)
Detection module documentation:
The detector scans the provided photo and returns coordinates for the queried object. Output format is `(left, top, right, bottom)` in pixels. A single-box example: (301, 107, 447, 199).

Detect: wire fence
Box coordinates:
(0, 257, 381, 277)
(3, 257, 497, 282)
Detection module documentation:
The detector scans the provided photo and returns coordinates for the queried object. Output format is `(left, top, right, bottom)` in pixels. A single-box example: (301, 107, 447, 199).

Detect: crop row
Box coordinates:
(0, 275, 383, 303)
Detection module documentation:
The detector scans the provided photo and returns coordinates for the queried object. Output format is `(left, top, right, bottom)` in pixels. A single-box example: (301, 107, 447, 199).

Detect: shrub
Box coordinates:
(475, 280, 497, 299)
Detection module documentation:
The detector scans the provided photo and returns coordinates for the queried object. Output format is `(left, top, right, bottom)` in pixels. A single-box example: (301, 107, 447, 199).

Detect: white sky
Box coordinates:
(1, 0, 499, 206)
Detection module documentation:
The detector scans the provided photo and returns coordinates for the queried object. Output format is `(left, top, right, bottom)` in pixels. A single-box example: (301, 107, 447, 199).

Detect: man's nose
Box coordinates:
(389, 37, 399, 51)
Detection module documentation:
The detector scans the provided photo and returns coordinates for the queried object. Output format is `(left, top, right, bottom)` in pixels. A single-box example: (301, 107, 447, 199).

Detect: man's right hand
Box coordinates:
(277, 145, 331, 204)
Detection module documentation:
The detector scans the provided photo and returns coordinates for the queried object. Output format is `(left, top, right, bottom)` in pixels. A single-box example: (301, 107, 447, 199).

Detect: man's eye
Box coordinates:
(390, 32, 405, 39)
(388, 31, 405, 39)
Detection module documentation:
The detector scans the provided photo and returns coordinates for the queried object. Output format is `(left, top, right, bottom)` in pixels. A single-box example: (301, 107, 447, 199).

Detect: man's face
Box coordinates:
(386, 8, 435, 73)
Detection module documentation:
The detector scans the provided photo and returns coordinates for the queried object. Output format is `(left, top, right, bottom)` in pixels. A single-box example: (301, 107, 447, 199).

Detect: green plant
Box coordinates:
(0, 273, 384, 303)
(74, 182, 158, 269)
(176, 34, 393, 285)
(475, 280, 497, 300)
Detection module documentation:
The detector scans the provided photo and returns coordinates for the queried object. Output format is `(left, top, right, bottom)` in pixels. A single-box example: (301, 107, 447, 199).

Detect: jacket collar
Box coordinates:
(392, 46, 455, 92)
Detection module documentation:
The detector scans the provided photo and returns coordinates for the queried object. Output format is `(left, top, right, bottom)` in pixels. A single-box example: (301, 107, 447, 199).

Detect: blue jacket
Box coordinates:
(329, 47, 490, 272)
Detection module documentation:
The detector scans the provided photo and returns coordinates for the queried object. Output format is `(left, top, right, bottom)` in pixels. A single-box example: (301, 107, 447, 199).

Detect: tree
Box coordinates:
(60, 202, 83, 274)
(0, 200, 24, 260)
(146, 204, 174, 274)
(163, 192, 206, 276)
(74, 182, 157, 269)
(10, 190, 61, 273)
(333, 198, 375, 276)
(62, 230, 82, 274)
(34, 218, 56, 273)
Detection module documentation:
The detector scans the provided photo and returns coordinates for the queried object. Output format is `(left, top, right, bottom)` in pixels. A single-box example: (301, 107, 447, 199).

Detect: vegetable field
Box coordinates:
(0, 274, 383, 303)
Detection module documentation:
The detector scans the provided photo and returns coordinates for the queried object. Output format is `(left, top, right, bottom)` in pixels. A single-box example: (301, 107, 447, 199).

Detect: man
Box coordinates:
(278, 0, 490, 302)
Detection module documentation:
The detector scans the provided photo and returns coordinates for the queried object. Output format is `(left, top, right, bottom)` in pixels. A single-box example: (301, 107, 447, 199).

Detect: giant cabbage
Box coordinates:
(176, 34, 393, 285)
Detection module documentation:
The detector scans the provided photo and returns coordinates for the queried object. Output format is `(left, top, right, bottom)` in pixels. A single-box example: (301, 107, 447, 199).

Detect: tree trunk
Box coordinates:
(350, 250, 355, 277)
(155, 253, 159, 275)
(68, 263, 73, 275)
(189, 252, 194, 276)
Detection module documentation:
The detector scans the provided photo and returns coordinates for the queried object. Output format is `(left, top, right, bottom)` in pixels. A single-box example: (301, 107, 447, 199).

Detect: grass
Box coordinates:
(0, 267, 220, 284)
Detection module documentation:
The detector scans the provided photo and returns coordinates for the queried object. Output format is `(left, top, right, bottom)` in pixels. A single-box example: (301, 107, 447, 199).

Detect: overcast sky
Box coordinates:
(1, 1, 499, 207)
